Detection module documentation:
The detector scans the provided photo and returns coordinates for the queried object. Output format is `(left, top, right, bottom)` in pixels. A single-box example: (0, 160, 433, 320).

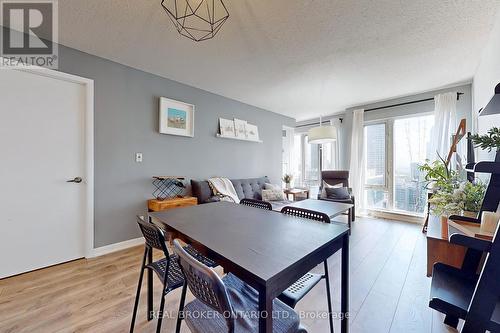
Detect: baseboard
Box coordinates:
(88, 237, 144, 258)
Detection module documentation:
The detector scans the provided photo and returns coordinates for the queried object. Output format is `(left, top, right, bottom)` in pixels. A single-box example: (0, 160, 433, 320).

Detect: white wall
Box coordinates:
(473, 10, 500, 162)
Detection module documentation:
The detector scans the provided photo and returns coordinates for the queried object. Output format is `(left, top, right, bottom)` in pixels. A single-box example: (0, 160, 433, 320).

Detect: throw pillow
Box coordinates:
(262, 189, 286, 201)
(264, 183, 282, 191)
(320, 181, 342, 198)
(325, 187, 350, 200)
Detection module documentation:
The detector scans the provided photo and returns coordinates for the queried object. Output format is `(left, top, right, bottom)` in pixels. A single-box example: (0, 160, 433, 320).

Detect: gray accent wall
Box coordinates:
(55, 45, 294, 248)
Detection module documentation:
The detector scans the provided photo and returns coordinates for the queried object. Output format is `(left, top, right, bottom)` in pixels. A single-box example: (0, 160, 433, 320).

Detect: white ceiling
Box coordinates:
(56, 0, 500, 121)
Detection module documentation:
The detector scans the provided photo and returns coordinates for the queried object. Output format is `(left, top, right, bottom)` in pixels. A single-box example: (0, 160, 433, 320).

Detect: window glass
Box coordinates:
(364, 124, 386, 186)
(393, 115, 434, 214)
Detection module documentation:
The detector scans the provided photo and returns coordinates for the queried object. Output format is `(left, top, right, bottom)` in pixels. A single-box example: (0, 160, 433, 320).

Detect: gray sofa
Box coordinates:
(191, 177, 270, 204)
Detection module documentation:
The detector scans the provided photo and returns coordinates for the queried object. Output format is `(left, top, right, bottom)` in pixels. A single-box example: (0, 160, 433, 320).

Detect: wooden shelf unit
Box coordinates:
(148, 197, 197, 212)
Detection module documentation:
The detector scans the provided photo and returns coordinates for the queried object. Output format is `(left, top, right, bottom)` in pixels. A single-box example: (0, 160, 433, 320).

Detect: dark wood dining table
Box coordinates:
(149, 201, 350, 333)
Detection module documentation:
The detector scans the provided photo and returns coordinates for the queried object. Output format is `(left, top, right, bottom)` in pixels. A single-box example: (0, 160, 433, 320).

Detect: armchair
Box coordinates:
(318, 170, 355, 221)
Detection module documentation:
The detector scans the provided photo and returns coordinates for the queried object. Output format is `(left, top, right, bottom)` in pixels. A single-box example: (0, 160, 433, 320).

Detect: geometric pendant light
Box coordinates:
(161, 0, 229, 42)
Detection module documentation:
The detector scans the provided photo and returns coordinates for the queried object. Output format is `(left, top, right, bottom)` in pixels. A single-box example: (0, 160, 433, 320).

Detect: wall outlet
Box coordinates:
(135, 152, 143, 163)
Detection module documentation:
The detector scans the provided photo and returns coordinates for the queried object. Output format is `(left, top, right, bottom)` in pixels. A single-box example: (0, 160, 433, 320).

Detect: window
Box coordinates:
(364, 123, 389, 209)
(364, 124, 386, 186)
(290, 133, 338, 188)
(363, 114, 434, 216)
(304, 135, 320, 183)
(393, 115, 434, 214)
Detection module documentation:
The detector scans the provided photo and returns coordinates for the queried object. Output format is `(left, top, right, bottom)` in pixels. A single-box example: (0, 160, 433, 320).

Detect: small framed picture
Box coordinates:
(234, 118, 247, 138)
(159, 97, 194, 137)
(219, 118, 236, 137)
(246, 123, 259, 141)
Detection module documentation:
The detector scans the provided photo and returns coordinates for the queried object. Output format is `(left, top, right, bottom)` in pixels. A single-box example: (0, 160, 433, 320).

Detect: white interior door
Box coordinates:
(0, 68, 88, 279)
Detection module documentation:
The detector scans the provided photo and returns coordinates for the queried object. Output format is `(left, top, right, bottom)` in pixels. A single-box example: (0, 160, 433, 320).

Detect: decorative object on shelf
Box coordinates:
(470, 126, 500, 152)
(234, 118, 247, 138)
(152, 176, 186, 200)
(282, 174, 293, 189)
(245, 123, 259, 141)
(160, 0, 229, 42)
(308, 116, 337, 144)
(159, 97, 195, 137)
(219, 118, 235, 137)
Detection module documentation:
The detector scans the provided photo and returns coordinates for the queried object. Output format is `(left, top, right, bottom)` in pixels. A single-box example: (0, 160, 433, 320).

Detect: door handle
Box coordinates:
(67, 177, 83, 183)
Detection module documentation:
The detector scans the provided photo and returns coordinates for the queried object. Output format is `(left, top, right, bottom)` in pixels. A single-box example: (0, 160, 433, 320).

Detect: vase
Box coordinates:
(285, 182, 291, 189)
(462, 210, 478, 218)
(440, 215, 449, 238)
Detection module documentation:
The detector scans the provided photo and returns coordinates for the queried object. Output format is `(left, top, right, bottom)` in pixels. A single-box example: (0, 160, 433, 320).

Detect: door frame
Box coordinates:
(3, 61, 95, 258)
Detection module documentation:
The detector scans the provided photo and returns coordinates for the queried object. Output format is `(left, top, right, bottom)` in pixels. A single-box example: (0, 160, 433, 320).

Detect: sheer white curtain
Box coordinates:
(349, 109, 365, 213)
(430, 92, 457, 161)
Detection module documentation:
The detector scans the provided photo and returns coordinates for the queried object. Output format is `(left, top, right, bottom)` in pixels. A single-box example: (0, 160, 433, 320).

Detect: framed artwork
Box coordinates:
(159, 97, 195, 137)
(219, 118, 236, 137)
(246, 123, 259, 141)
(234, 118, 247, 138)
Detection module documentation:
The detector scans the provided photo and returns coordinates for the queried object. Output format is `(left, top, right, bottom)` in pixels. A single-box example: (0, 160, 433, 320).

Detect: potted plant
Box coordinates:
(461, 181, 486, 217)
(418, 155, 460, 193)
(470, 126, 500, 152)
(282, 174, 293, 189)
(428, 181, 486, 221)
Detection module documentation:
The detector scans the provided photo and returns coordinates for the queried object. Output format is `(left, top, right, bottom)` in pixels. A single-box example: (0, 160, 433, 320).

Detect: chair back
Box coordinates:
(281, 206, 331, 224)
(173, 239, 235, 332)
(321, 170, 349, 187)
(136, 217, 169, 257)
(463, 224, 500, 331)
(240, 198, 272, 210)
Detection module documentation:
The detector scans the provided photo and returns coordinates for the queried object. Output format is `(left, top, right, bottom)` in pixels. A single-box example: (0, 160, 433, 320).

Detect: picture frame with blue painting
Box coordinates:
(159, 97, 195, 137)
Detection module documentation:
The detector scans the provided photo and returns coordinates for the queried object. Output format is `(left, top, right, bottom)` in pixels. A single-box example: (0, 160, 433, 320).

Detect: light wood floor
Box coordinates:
(0, 217, 460, 333)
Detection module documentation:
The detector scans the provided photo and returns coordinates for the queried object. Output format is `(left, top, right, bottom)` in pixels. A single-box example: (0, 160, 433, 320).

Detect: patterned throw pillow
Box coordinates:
(264, 183, 282, 191)
(262, 189, 286, 201)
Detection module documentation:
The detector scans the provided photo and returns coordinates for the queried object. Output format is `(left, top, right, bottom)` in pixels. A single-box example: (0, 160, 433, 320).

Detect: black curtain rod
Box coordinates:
(296, 118, 343, 129)
(296, 92, 463, 128)
(365, 92, 463, 112)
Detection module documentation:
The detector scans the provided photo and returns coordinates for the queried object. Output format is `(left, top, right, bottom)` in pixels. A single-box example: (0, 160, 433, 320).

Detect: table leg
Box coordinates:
(147, 248, 153, 321)
(258, 286, 273, 333)
(348, 208, 352, 235)
(341, 234, 349, 333)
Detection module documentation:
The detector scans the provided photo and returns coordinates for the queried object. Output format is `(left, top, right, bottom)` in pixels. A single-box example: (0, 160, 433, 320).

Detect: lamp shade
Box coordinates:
(308, 125, 337, 144)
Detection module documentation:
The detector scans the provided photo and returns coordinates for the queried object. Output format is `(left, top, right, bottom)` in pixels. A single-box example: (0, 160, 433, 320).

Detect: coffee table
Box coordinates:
(273, 198, 353, 231)
(283, 188, 309, 201)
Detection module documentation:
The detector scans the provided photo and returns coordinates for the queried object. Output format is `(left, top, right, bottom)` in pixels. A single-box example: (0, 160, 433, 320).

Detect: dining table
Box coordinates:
(149, 201, 350, 333)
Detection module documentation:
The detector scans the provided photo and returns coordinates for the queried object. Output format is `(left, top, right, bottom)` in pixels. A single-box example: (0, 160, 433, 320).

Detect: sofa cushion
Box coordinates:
(230, 177, 269, 200)
(191, 180, 215, 204)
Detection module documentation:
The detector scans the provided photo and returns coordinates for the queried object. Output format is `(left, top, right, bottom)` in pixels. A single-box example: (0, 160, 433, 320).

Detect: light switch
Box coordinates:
(135, 152, 143, 163)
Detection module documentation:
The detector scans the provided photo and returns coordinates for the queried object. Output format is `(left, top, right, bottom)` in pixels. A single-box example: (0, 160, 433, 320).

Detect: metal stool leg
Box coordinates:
(324, 259, 334, 333)
(175, 283, 188, 333)
(156, 267, 170, 333)
(130, 248, 148, 333)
